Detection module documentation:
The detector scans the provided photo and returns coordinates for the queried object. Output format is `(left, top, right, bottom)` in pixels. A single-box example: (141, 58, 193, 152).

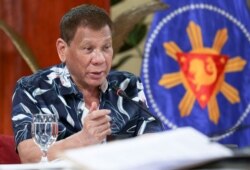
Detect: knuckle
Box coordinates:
(108, 129, 112, 135)
(106, 116, 111, 121)
(107, 122, 110, 128)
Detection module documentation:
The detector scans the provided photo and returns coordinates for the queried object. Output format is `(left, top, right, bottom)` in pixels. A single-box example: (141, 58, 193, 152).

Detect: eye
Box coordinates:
(83, 46, 93, 53)
(103, 44, 112, 51)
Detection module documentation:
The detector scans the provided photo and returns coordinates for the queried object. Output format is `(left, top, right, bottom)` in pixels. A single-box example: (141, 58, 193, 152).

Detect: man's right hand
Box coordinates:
(81, 102, 112, 144)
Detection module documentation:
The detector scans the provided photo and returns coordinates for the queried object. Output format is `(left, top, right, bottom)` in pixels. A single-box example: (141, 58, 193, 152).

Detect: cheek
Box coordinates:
(107, 59, 112, 69)
(67, 51, 88, 66)
(68, 58, 88, 71)
(66, 60, 87, 81)
(66, 54, 87, 72)
(105, 52, 113, 64)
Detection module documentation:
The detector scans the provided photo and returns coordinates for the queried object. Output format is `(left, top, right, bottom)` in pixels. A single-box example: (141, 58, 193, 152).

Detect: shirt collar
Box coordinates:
(100, 78, 108, 93)
(54, 63, 109, 96)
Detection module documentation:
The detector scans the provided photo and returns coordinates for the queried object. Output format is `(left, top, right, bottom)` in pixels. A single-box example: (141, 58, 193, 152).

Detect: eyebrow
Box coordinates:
(81, 37, 112, 45)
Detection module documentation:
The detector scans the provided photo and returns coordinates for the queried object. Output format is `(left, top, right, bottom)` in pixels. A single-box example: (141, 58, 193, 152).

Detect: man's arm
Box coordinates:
(17, 139, 41, 163)
(18, 102, 111, 163)
(17, 131, 87, 163)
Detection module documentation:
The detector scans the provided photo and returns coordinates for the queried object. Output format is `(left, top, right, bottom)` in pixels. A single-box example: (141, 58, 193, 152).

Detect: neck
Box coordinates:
(81, 88, 100, 109)
(70, 75, 101, 108)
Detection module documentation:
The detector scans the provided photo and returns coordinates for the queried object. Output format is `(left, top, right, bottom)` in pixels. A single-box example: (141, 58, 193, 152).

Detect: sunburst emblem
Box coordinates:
(159, 21, 246, 124)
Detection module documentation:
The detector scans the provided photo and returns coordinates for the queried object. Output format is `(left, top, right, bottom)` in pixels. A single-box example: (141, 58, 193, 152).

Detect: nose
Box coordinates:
(91, 49, 105, 64)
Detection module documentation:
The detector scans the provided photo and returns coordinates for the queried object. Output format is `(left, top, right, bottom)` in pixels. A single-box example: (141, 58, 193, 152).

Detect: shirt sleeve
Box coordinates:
(11, 79, 39, 147)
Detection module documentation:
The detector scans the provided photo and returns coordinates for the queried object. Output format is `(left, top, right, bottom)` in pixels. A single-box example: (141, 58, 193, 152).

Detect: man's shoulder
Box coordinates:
(106, 71, 141, 90)
(17, 64, 64, 88)
(107, 70, 137, 80)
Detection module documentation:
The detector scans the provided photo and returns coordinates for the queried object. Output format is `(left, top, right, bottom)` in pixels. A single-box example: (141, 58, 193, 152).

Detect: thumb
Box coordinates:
(89, 102, 98, 113)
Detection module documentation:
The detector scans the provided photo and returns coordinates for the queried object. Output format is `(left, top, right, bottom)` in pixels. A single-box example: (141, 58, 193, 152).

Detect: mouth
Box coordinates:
(89, 71, 105, 79)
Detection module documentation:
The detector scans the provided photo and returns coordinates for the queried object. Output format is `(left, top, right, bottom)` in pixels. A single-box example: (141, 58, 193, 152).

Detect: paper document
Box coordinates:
(61, 127, 233, 170)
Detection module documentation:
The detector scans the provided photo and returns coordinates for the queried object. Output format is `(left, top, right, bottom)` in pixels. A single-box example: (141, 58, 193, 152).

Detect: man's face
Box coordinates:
(59, 25, 113, 90)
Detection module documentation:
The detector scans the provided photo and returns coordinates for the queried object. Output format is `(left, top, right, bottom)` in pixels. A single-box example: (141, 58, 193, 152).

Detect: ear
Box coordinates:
(56, 38, 67, 62)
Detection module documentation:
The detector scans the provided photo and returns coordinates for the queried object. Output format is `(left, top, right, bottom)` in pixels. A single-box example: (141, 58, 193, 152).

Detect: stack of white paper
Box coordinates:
(61, 127, 233, 170)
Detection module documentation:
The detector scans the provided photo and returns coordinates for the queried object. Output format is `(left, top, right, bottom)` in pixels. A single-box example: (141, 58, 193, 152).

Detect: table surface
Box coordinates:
(0, 159, 75, 170)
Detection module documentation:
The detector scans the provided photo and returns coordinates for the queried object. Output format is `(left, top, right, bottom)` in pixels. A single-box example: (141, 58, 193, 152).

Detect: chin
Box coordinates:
(90, 79, 105, 87)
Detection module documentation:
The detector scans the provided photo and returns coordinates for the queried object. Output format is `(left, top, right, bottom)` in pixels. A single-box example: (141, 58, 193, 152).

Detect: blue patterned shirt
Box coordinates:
(12, 63, 163, 146)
